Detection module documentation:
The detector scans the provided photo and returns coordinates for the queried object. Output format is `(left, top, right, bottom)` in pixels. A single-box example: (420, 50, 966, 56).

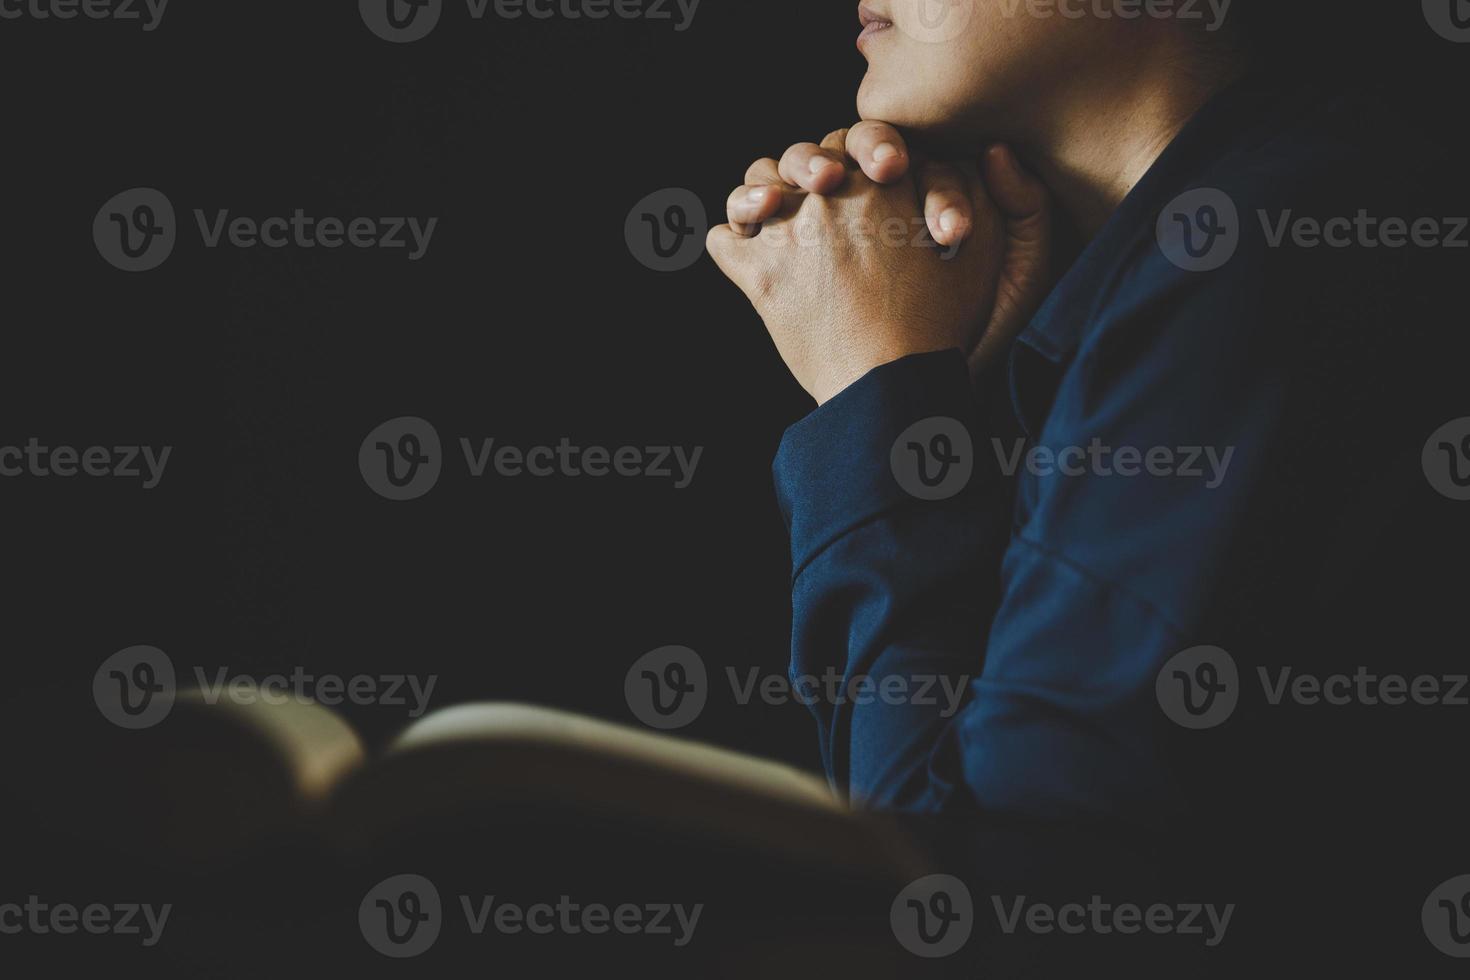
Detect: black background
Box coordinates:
(1, 4, 1468, 974)
(2, 0, 1458, 787)
(2, 1, 887, 765)
(5, 0, 1463, 758)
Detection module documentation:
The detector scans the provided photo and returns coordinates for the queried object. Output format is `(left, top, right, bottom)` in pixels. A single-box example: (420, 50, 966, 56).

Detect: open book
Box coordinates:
(47, 687, 933, 885)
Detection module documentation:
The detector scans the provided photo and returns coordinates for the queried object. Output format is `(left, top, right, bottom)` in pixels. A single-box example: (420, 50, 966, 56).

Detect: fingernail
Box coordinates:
(873, 142, 900, 163)
(746, 187, 768, 204)
(939, 208, 963, 235)
(809, 157, 833, 176)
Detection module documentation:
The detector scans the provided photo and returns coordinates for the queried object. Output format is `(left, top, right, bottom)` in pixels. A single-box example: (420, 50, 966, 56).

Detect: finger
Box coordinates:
(777, 142, 847, 194)
(915, 161, 974, 248)
(726, 184, 784, 235)
(981, 144, 1050, 232)
(845, 121, 910, 184)
(980, 143, 1051, 301)
(819, 128, 875, 189)
(971, 146, 1054, 378)
(705, 224, 751, 284)
(729, 157, 786, 236)
(707, 224, 775, 305)
(744, 157, 781, 186)
(818, 128, 851, 155)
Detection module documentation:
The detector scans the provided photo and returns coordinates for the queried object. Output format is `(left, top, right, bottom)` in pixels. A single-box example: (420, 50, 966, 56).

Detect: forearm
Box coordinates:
(774, 349, 1014, 805)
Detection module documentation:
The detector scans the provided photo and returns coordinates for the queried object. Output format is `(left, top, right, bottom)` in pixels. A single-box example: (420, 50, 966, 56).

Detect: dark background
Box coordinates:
(0, 0, 1462, 804)
(3, 1, 876, 766)
(1, 1, 1467, 975)
(4, 0, 1461, 762)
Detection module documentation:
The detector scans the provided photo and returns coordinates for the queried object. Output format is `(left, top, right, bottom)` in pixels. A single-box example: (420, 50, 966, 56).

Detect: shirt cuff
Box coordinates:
(773, 349, 986, 574)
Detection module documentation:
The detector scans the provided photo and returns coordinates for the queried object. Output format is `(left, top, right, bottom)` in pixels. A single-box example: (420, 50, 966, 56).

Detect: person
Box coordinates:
(705, 0, 1465, 864)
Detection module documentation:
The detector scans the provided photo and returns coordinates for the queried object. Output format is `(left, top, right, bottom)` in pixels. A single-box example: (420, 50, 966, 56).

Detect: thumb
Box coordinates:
(706, 223, 747, 278)
(983, 142, 1051, 258)
(706, 223, 766, 299)
(971, 143, 1054, 375)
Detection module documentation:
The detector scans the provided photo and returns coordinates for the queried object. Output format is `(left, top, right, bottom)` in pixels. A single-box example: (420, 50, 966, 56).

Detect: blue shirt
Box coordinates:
(771, 78, 1462, 833)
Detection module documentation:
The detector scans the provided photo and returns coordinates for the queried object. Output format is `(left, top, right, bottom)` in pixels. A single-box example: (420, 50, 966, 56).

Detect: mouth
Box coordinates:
(857, 4, 894, 50)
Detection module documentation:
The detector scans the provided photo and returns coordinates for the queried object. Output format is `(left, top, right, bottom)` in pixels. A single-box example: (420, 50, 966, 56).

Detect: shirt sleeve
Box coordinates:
(772, 349, 1014, 809)
(773, 252, 1290, 827)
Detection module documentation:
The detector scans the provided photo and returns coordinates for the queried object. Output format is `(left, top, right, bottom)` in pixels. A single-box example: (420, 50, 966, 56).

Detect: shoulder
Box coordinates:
(1089, 84, 1456, 360)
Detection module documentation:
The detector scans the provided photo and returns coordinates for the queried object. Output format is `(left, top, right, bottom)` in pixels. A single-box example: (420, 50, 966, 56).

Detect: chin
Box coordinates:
(857, 74, 965, 146)
(855, 73, 885, 122)
(857, 73, 923, 129)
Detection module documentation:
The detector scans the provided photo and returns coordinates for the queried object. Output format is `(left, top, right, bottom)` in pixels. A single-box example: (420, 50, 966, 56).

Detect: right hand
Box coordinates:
(725, 121, 1054, 376)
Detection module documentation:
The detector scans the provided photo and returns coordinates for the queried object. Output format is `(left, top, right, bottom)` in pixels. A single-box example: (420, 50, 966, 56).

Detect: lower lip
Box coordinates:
(857, 21, 893, 51)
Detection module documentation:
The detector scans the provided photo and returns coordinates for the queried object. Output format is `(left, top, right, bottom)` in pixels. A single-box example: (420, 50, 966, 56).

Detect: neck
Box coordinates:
(1017, 59, 1236, 241)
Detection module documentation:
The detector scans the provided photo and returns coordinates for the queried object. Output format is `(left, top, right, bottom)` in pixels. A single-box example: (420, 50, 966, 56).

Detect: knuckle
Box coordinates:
(707, 226, 737, 262)
(851, 119, 893, 145)
(744, 158, 779, 184)
(748, 261, 777, 302)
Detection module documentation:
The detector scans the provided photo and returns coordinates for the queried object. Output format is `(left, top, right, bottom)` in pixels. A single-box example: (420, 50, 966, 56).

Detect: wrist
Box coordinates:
(812, 342, 965, 405)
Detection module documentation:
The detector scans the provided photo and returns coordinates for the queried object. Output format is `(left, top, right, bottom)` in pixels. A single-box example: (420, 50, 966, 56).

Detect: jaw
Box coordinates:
(857, 70, 996, 158)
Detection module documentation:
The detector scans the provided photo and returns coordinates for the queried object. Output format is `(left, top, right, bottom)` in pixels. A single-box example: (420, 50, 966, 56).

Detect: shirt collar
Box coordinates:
(1016, 74, 1292, 363)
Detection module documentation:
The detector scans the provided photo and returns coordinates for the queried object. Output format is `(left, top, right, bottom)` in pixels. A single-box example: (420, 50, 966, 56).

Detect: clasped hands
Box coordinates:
(707, 120, 1053, 404)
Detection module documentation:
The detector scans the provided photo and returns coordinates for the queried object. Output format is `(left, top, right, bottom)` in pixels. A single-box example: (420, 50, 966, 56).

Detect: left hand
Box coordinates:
(708, 129, 1007, 405)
